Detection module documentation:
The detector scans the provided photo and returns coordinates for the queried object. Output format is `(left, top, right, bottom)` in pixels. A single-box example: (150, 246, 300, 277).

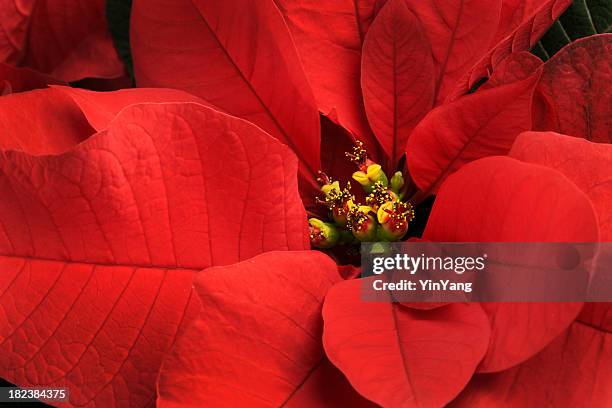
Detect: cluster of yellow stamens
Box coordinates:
(308, 141, 416, 248)
(366, 181, 395, 207)
(316, 179, 353, 212)
(345, 140, 368, 167)
(378, 201, 415, 231)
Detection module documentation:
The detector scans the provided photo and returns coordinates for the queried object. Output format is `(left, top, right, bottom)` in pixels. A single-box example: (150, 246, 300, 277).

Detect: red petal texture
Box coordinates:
(51, 86, 208, 131)
(323, 277, 490, 408)
(448, 0, 571, 101)
(131, 0, 322, 185)
(0, 257, 199, 407)
(406, 66, 541, 194)
(0, 1, 35, 64)
(493, 0, 541, 44)
(0, 62, 63, 94)
(424, 156, 599, 372)
(156, 251, 372, 407)
(274, 0, 375, 142)
(406, 0, 502, 104)
(284, 357, 378, 408)
(0, 0, 124, 82)
(0, 102, 308, 267)
(0, 86, 214, 155)
(356, 0, 389, 37)
(361, 0, 435, 168)
(510, 131, 612, 240)
(534, 34, 612, 143)
(0, 88, 93, 154)
(451, 311, 612, 407)
(0, 102, 309, 406)
(480, 51, 542, 90)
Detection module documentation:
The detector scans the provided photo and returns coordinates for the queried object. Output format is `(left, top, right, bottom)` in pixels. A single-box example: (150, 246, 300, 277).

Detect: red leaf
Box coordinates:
(448, 0, 571, 101)
(361, 0, 435, 168)
(0, 1, 35, 65)
(0, 258, 199, 407)
(493, 0, 542, 45)
(0, 0, 124, 82)
(451, 317, 612, 407)
(323, 277, 490, 408)
(479, 51, 542, 90)
(423, 156, 599, 372)
(156, 251, 370, 407)
(52, 86, 209, 131)
(510, 131, 612, 240)
(285, 357, 378, 408)
(131, 0, 322, 186)
(534, 34, 612, 143)
(273, 0, 376, 143)
(356, 0, 389, 39)
(0, 102, 309, 406)
(0, 86, 214, 155)
(0, 88, 93, 154)
(0, 63, 64, 94)
(406, 67, 541, 194)
(406, 0, 502, 104)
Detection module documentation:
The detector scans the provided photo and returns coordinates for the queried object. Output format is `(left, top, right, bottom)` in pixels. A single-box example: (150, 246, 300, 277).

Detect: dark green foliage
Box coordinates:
(534, 0, 612, 60)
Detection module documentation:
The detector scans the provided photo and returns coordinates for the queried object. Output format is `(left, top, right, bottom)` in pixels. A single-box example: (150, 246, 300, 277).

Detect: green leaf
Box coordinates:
(534, 0, 612, 60)
(106, 0, 134, 82)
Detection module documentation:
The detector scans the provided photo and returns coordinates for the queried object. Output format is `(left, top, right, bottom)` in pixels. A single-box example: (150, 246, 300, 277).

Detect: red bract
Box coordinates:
(406, 64, 541, 194)
(451, 303, 612, 407)
(273, 0, 382, 142)
(510, 131, 612, 239)
(0, 1, 610, 408)
(156, 251, 376, 407)
(131, 0, 322, 193)
(421, 156, 597, 373)
(0, 92, 309, 406)
(533, 35, 612, 143)
(0, 0, 124, 82)
(448, 0, 572, 100)
(361, 0, 435, 168)
(323, 282, 491, 407)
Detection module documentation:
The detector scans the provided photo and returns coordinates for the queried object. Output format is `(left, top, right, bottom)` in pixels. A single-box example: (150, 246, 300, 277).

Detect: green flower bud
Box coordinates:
(308, 218, 339, 248)
(390, 171, 405, 194)
(321, 180, 340, 196)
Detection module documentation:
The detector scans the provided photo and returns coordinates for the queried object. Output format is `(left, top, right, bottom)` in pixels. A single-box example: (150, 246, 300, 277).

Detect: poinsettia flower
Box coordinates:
(125, 1, 609, 407)
(0, 0, 125, 83)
